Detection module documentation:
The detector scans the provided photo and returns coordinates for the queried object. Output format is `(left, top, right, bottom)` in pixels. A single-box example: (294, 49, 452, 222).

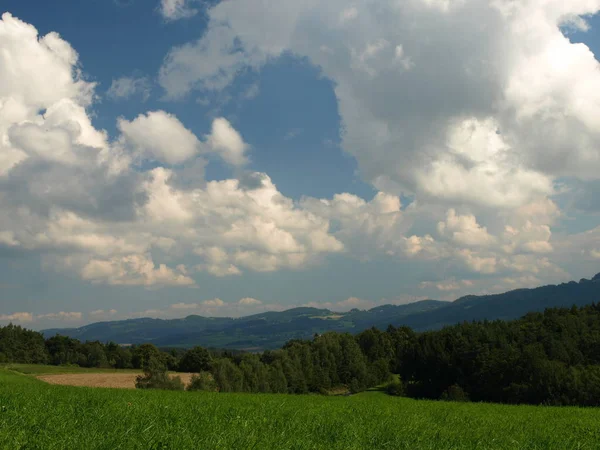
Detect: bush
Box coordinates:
(135, 371, 185, 391)
(349, 378, 364, 394)
(135, 356, 184, 391)
(440, 384, 470, 402)
(187, 372, 217, 392)
(386, 381, 405, 397)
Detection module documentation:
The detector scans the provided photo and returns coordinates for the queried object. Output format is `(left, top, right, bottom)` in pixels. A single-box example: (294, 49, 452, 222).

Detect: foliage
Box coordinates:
(178, 346, 212, 373)
(397, 304, 600, 405)
(187, 371, 216, 392)
(7, 303, 600, 405)
(0, 324, 47, 364)
(135, 357, 184, 391)
(385, 381, 405, 397)
(440, 385, 469, 402)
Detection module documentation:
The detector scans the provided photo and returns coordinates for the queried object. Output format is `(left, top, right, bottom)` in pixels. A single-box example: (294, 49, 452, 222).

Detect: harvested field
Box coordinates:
(37, 372, 195, 389)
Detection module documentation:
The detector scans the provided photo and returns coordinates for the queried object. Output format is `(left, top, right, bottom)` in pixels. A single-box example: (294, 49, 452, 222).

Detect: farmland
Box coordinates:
(1, 368, 600, 449)
(5, 364, 194, 389)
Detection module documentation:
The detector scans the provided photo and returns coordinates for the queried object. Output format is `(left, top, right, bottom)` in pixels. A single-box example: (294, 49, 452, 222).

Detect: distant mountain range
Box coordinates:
(44, 273, 600, 350)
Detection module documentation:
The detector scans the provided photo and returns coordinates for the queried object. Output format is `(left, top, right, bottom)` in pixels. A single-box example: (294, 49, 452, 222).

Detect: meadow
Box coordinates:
(1, 368, 600, 449)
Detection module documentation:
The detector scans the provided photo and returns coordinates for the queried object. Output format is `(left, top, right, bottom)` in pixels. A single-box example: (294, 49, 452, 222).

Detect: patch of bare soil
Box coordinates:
(37, 372, 195, 389)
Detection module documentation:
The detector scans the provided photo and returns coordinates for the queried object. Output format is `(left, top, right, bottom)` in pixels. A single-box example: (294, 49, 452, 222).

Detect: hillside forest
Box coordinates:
(4, 304, 600, 406)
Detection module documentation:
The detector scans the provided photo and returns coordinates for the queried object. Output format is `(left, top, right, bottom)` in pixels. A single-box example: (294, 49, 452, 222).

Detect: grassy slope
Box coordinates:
(1, 370, 599, 449)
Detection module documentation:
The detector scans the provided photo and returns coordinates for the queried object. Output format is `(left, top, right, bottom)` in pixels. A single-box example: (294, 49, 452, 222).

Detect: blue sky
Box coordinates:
(1, 0, 600, 329)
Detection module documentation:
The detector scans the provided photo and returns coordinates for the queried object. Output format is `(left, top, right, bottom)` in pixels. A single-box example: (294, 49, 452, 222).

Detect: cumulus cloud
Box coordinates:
(165, 0, 600, 208)
(0, 312, 34, 323)
(107, 76, 151, 101)
(238, 297, 261, 306)
(159, 0, 198, 21)
(0, 8, 347, 284)
(2, 8, 600, 302)
(206, 117, 249, 167)
(438, 209, 495, 248)
(38, 311, 82, 321)
(170, 302, 200, 310)
(155, 0, 600, 290)
(89, 309, 117, 319)
(302, 192, 407, 258)
(202, 298, 225, 307)
(118, 111, 200, 165)
(0, 311, 83, 324)
(420, 279, 474, 292)
(81, 254, 196, 287)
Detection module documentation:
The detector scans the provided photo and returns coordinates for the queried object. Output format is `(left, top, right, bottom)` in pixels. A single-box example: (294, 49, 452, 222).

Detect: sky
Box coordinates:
(1, 0, 600, 330)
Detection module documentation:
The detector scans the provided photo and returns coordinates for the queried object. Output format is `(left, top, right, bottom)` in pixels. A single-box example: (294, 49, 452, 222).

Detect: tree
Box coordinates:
(178, 346, 212, 373)
(187, 372, 216, 392)
(132, 343, 163, 371)
(0, 324, 48, 364)
(212, 358, 243, 392)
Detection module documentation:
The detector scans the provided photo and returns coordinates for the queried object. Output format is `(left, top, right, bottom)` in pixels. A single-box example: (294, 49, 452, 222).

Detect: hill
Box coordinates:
(43, 273, 600, 349)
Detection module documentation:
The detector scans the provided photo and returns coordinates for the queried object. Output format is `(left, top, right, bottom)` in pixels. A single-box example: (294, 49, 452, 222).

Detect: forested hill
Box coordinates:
(43, 273, 600, 349)
(9, 302, 600, 406)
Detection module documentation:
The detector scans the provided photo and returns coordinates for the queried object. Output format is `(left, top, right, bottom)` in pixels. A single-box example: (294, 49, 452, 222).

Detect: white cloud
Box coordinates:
(438, 209, 495, 248)
(170, 302, 200, 310)
(38, 311, 82, 321)
(157, 0, 600, 211)
(339, 7, 358, 25)
(503, 222, 553, 254)
(302, 191, 407, 258)
(81, 254, 196, 287)
(194, 247, 242, 277)
(118, 111, 200, 165)
(457, 249, 497, 274)
(0, 312, 34, 323)
(202, 298, 225, 307)
(107, 76, 151, 101)
(420, 279, 473, 292)
(89, 309, 117, 319)
(206, 117, 249, 167)
(0, 311, 83, 324)
(159, 0, 198, 21)
(1, 9, 600, 303)
(0, 231, 19, 247)
(238, 297, 261, 305)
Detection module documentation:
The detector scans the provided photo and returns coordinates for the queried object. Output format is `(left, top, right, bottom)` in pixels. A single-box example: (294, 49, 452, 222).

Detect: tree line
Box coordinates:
(4, 303, 600, 406)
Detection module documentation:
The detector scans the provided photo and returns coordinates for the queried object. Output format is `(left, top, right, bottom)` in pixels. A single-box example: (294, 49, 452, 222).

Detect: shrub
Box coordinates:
(349, 378, 364, 394)
(135, 371, 185, 391)
(135, 356, 184, 391)
(187, 371, 217, 392)
(440, 384, 470, 402)
(386, 381, 405, 397)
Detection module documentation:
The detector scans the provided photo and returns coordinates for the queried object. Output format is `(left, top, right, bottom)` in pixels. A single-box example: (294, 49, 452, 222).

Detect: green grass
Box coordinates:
(1, 369, 599, 449)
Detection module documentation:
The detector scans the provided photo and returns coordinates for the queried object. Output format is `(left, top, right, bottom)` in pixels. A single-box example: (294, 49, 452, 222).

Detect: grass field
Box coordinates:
(1, 369, 600, 449)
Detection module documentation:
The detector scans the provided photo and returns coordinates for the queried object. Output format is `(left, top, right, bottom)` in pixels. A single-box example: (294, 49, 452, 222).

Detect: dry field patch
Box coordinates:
(37, 372, 195, 389)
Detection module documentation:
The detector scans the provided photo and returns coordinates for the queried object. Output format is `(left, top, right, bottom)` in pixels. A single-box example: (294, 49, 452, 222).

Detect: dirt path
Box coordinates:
(37, 372, 194, 389)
